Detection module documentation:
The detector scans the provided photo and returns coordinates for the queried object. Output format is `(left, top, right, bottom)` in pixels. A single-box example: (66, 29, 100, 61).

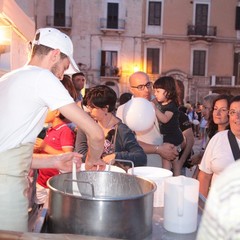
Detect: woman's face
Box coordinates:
(87, 105, 107, 122)
(229, 101, 240, 138)
(213, 99, 229, 127)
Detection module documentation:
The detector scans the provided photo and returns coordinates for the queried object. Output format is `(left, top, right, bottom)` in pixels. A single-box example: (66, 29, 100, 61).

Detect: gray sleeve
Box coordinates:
(74, 127, 88, 162)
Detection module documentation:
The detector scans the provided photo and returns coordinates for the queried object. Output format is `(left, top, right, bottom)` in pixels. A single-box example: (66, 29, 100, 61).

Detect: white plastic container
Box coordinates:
(128, 166, 173, 207)
(163, 176, 199, 234)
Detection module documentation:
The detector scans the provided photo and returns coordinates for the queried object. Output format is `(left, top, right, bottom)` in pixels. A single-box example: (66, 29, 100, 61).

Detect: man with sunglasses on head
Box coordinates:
(116, 71, 178, 167)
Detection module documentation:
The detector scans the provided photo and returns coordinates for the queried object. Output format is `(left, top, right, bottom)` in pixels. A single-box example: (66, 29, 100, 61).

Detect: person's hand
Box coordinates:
(34, 138, 44, 153)
(157, 143, 178, 161)
(102, 153, 116, 164)
(85, 155, 106, 171)
(190, 153, 202, 166)
(85, 158, 106, 171)
(54, 152, 82, 172)
(151, 98, 158, 105)
(151, 98, 162, 112)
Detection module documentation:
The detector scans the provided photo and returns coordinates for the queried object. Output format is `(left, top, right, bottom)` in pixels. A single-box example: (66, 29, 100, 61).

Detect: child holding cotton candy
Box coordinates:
(152, 76, 185, 175)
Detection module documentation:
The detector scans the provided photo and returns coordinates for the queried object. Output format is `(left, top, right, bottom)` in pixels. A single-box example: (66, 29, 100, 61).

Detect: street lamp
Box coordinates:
(133, 64, 140, 72)
(0, 25, 11, 44)
(0, 25, 10, 54)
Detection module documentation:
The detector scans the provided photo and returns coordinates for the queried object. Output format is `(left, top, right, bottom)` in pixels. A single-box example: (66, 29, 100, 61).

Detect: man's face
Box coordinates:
(129, 73, 152, 101)
(229, 101, 240, 138)
(72, 75, 85, 91)
(51, 57, 70, 80)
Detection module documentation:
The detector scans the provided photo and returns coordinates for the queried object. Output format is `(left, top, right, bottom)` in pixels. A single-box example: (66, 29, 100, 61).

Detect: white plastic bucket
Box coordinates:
(128, 166, 173, 207)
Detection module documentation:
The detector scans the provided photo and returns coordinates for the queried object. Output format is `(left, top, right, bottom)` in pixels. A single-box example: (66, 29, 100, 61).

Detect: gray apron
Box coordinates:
(0, 143, 33, 232)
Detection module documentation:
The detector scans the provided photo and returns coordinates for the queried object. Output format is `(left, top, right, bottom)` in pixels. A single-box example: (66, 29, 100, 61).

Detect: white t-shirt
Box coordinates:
(197, 160, 240, 240)
(0, 65, 74, 152)
(116, 102, 163, 167)
(199, 130, 236, 185)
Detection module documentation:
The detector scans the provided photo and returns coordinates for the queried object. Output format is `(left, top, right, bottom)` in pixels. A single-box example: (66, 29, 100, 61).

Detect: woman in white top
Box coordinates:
(198, 95, 240, 198)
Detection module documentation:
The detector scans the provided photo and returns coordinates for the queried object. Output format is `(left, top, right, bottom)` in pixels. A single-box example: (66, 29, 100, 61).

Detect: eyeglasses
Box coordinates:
(229, 110, 240, 117)
(130, 82, 153, 91)
(213, 107, 228, 114)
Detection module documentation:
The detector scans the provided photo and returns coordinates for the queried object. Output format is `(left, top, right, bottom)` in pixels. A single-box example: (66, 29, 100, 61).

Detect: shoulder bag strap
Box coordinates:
(228, 130, 240, 160)
(112, 123, 118, 147)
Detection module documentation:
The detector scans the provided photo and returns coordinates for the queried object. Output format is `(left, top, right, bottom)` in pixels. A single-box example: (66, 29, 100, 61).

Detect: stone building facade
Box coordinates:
(2, 0, 240, 104)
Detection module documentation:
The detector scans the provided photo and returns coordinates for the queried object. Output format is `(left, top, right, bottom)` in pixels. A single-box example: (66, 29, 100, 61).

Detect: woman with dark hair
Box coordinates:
(75, 85, 147, 169)
(207, 94, 232, 139)
(61, 75, 78, 101)
(190, 93, 219, 178)
(61, 74, 81, 132)
(198, 95, 240, 198)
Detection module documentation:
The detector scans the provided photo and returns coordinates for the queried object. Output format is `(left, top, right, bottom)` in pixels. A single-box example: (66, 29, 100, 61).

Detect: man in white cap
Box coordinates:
(0, 28, 105, 232)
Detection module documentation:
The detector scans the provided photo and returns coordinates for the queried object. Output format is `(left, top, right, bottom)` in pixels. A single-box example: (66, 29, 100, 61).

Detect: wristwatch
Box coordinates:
(177, 145, 182, 153)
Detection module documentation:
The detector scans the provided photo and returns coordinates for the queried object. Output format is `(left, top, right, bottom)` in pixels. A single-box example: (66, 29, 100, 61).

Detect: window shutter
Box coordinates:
(193, 50, 206, 76)
(235, 7, 240, 30)
(101, 51, 106, 76)
(147, 48, 159, 74)
(54, 0, 66, 26)
(107, 3, 118, 29)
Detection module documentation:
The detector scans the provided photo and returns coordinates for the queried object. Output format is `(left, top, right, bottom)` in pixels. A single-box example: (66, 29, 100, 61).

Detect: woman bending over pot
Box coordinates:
(75, 85, 147, 169)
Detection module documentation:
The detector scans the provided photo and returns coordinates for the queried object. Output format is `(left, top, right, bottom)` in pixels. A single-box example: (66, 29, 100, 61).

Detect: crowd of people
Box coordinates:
(0, 27, 240, 238)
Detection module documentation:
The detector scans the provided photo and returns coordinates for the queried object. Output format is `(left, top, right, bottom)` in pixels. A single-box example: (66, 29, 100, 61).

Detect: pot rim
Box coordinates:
(47, 171, 157, 201)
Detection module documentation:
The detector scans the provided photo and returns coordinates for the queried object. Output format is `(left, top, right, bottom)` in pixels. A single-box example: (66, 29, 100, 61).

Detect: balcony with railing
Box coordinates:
(100, 66, 120, 77)
(187, 25, 217, 41)
(211, 76, 237, 87)
(46, 16, 72, 29)
(100, 66, 121, 81)
(100, 18, 126, 34)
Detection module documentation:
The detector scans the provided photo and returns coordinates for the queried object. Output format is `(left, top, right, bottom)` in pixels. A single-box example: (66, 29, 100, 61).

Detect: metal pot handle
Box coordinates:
(63, 179, 95, 197)
(108, 159, 142, 194)
(108, 159, 134, 174)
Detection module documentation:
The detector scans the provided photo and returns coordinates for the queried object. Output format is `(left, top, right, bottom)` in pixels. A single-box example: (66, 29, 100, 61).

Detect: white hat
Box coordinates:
(32, 27, 79, 74)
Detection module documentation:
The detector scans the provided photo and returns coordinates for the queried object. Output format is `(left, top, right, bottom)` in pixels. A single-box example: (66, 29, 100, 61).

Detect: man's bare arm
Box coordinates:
(59, 103, 105, 169)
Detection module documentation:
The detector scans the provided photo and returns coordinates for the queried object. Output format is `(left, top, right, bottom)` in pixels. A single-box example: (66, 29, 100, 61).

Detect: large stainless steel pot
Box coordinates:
(47, 171, 156, 239)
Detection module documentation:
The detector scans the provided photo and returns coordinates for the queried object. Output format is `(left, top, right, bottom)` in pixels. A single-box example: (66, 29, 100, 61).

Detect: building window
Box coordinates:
(107, 3, 119, 29)
(101, 51, 118, 76)
(54, 0, 66, 26)
(236, 7, 240, 30)
(193, 50, 206, 76)
(148, 1, 162, 26)
(195, 4, 208, 35)
(147, 48, 160, 74)
(234, 52, 240, 85)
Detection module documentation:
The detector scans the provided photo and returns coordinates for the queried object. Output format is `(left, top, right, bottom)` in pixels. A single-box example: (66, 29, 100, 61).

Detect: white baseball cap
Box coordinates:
(32, 27, 79, 74)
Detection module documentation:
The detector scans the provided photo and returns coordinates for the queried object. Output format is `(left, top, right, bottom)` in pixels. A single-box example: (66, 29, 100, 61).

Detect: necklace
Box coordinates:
(106, 114, 113, 129)
(99, 114, 113, 130)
